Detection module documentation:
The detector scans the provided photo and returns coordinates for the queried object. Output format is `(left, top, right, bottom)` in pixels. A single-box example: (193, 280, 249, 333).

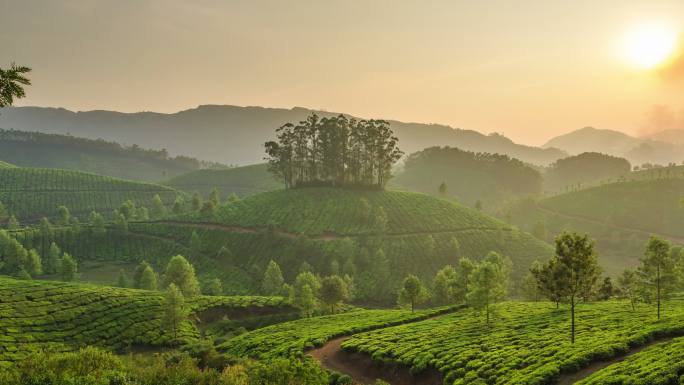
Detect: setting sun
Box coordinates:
(621, 23, 679, 69)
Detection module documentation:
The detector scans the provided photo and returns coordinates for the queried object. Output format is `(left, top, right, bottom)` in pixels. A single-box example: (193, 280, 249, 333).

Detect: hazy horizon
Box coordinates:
(3, 0, 684, 146)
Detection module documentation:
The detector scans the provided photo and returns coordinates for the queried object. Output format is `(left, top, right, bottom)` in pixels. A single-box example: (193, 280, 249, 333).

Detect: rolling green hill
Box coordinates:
(0, 167, 181, 222)
(0, 160, 15, 168)
(164, 163, 281, 198)
(0, 276, 289, 365)
(127, 188, 553, 300)
(0, 129, 223, 181)
(504, 179, 684, 276)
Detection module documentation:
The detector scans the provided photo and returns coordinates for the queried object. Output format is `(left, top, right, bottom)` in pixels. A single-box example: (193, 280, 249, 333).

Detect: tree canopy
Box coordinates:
(265, 113, 403, 189)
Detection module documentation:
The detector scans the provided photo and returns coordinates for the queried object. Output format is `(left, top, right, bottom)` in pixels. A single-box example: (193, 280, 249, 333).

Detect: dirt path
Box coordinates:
(535, 204, 684, 244)
(309, 337, 441, 385)
(144, 220, 512, 242)
(555, 335, 681, 385)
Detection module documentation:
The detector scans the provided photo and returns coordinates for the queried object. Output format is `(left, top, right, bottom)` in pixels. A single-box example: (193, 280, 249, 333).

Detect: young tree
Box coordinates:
(521, 269, 542, 302)
(118, 200, 136, 221)
(163, 255, 200, 297)
(209, 188, 221, 206)
(133, 261, 153, 288)
(617, 269, 639, 311)
(200, 201, 216, 218)
(191, 192, 202, 211)
(433, 265, 458, 305)
(139, 265, 158, 291)
(531, 257, 566, 308)
(554, 232, 601, 343)
(262, 260, 285, 296)
(46, 242, 62, 275)
(292, 271, 320, 317)
(467, 261, 507, 325)
(639, 236, 675, 320)
(25, 249, 42, 277)
(318, 275, 349, 314)
(60, 253, 78, 282)
(6, 215, 19, 230)
(438, 181, 448, 197)
(39, 217, 53, 238)
(163, 283, 188, 341)
(117, 269, 130, 288)
(454, 257, 475, 304)
(172, 196, 186, 214)
(372, 206, 388, 234)
(0, 63, 32, 107)
(203, 278, 223, 296)
(89, 211, 106, 235)
(398, 274, 429, 312)
(114, 212, 128, 232)
(56, 205, 71, 226)
(150, 194, 167, 219)
(597, 276, 614, 300)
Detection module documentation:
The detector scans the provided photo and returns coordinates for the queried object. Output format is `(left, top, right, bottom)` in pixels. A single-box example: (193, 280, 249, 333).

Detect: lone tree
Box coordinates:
(163, 255, 200, 297)
(60, 253, 78, 282)
(454, 257, 475, 304)
(617, 269, 639, 311)
(56, 206, 71, 226)
(150, 194, 167, 219)
(639, 236, 675, 320)
(0, 63, 31, 107)
(433, 265, 458, 305)
(262, 260, 285, 296)
(318, 275, 349, 314)
(398, 274, 429, 312)
(554, 232, 601, 344)
(133, 261, 153, 288)
(292, 271, 320, 317)
(139, 265, 158, 291)
(163, 283, 188, 341)
(467, 259, 508, 325)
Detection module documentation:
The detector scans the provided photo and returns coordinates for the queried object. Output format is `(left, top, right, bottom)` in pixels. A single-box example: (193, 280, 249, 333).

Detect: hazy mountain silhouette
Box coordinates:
(0, 105, 565, 166)
(544, 126, 684, 166)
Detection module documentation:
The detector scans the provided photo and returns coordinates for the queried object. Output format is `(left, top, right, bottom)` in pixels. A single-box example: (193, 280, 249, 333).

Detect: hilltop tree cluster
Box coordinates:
(265, 113, 403, 189)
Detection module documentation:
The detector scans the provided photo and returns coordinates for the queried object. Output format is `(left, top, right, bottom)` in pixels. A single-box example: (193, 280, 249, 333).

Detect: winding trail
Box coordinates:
(307, 312, 452, 385)
(554, 334, 683, 384)
(141, 220, 514, 242)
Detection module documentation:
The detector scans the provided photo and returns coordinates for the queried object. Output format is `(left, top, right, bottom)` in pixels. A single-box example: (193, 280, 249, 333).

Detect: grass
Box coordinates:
(0, 167, 181, 221)
(164, 163, 281, 197)
(341, 297, 684, 385)
(0, 276, 288, 366)
(577, 336, 684, 385)
(217, 306, 456, 359)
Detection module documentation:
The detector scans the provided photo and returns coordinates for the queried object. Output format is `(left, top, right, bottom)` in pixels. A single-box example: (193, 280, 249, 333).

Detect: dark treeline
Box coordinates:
(543, 152, 631, 193)
(265, 113, 403, 189)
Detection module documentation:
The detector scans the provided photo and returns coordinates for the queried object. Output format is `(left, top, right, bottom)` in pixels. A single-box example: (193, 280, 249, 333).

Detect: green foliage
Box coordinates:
(117, 269, 130, 288)
(265, 113, 403, 189)
(318, 275, 349, 314)
(393, 146, 542, 206)
(467, 259, 507, 324)
(218, 307, 453, 359)
(0, 276, 289, 364)
(163, 255, 200, 297)
(0, 167, 180, 221)
(544, 152, 631, 193)
(292, 271, 320, 317)
(165, 163, 282, 198)
(164, 283, 188, 340)
(140, 265, 158, 291)
(398, 274, 429, 312)
(203, 278, 223, 296)
(639, 236, 677, 320)
(0, 63, 31, 107)
(262, 260, 285, 296)
(343, 296, 684, 385)
(577, 336, 684, 385)
(60, 253, 78, 281)
(56, 205, 71, 226)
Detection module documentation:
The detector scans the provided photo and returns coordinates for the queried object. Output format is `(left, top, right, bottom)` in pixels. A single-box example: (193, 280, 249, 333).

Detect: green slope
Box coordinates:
(0, 167, 181, 221)
(129, 188, 552, 299)
(505, 179, 684, 276)
(0, 161, 15, 168)
(0, 129, 220, 181)
(164, 163, 281, 198)
(0, 276, 289, 365)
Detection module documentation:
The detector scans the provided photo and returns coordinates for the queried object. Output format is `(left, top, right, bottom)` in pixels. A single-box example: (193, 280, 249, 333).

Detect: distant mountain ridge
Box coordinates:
(0, 105, 566, 166)
(544, 126, 684, 166)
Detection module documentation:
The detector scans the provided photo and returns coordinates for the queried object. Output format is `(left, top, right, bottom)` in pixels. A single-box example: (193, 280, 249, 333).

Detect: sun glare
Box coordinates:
(621, 23, 679, 69)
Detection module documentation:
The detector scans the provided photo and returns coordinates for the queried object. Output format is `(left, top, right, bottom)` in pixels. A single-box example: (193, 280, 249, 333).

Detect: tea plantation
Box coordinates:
(0, 276, 288, 366)
(164, 163, 282, 197)
(578, 336, 684, 385)
(0, 160, 15, 168)
(342, 298, 684, 385)
(0, 167, 181, 221)
(217, 306, 456, 359)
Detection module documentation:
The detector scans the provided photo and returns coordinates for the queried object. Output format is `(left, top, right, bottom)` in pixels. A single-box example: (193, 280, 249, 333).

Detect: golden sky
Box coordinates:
(2, 0, 684, 145)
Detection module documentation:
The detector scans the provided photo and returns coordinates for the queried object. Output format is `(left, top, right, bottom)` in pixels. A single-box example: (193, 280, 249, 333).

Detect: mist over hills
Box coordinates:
(544, 126, 684, 166)
(0, 105, 565, 166)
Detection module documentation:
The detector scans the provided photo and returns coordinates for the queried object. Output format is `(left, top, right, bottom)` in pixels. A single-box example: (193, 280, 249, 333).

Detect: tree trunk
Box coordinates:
(571, 296, 575, 344)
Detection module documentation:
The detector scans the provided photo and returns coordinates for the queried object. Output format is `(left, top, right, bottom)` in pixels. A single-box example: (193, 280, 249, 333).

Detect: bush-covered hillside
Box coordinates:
(0, 129, 223, 181)
(543, 152, 631, 193)
(0, 167, 181, 221)
(0, 276, 288, 365)
(392, 146, 542, 207)
(504, 179, 684, 276)
(343, 297, 684, 385)
(133, 188, 552, 299)
(164, 163, 281, 198)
